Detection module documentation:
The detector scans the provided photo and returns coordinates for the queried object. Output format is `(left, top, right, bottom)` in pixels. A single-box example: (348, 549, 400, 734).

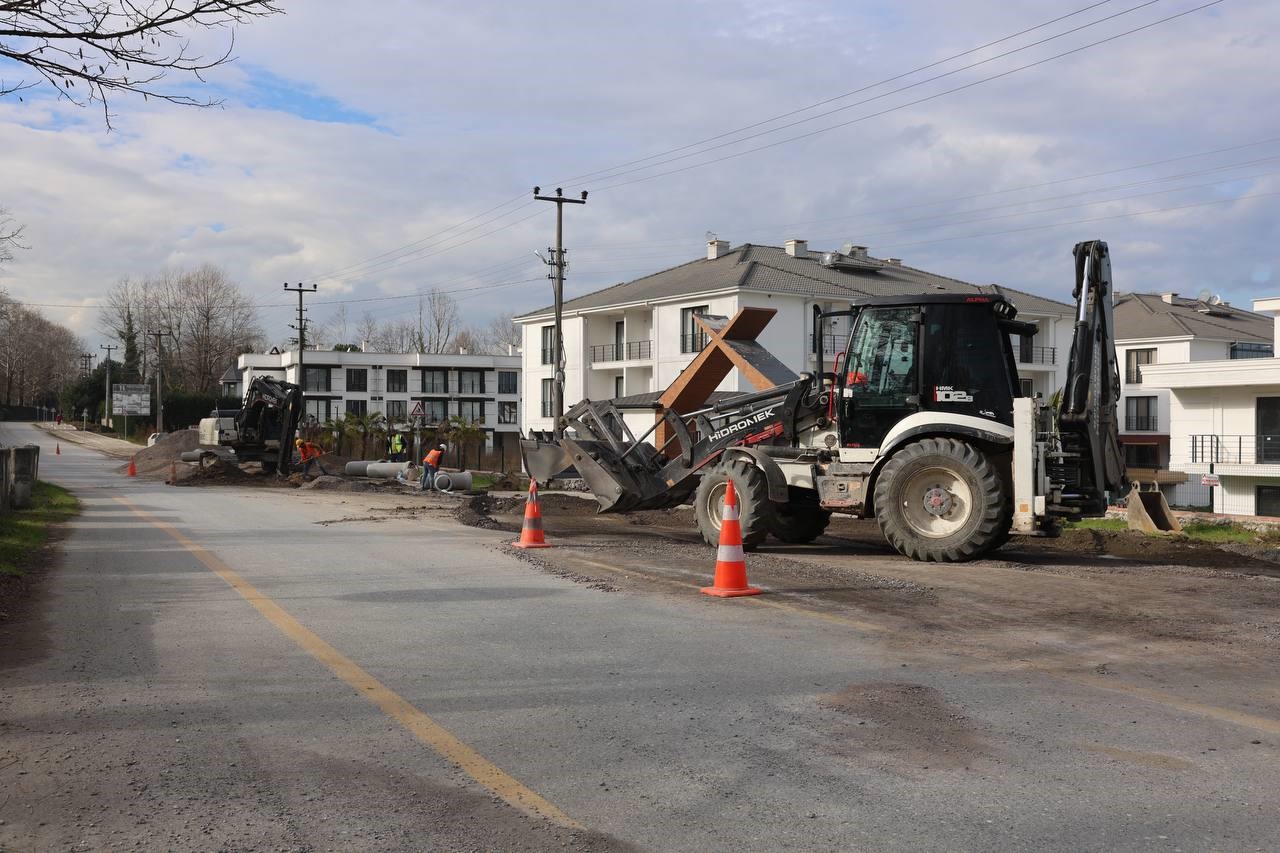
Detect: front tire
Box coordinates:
(694, 460, 772, 551)
(873, 438, 1006, 562)
(770, 487, 832, 544)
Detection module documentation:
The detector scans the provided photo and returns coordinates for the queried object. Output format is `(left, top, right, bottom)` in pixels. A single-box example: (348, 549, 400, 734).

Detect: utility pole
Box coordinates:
(79, 352, 96, 375)
(284, 282, 318, 414)
(100, 343, 117, 429)
(533, 186, 587, 438)
(145, 329, 173, 434)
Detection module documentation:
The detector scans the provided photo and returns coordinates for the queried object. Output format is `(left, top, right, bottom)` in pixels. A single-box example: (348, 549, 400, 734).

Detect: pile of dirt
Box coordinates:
(116, 430, 201, 478)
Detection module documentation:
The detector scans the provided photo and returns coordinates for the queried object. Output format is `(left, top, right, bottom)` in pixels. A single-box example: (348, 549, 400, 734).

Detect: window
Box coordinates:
(614, 375, 624, 399)
(385, 400, 407, 419)
(1019, 378, 1034, 398)
(423, 400, 447, 423)
(1124, 443, 1159, 468)
(302, 366, 330, 392)
(458, 369, 485, 394)
(346, 368, 367, 392)
(1125, 396, 1157, 431)
(422, 369, 447, 394)
(541, 378, 555, 418)
(498, 371, 518, 394)
(1018, 332, 1034, 364)
(304, 399, 330, 424)
(1231, 342, 1273, 360)
(542, 324, 558, 363)
(345, 399, 367, 416)
(498, 401, 517, 424)
(1257, 486, 1280, 518)
(840, 307, 919, 447)
(1125, 348, 1155, 384)
(458, 400, 485, 423)
(680, 305, 709, 353)
(386, 369, 407, 393)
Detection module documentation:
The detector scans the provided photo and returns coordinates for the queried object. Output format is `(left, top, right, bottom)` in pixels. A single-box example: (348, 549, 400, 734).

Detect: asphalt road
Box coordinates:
(1, 421, 1277, 852)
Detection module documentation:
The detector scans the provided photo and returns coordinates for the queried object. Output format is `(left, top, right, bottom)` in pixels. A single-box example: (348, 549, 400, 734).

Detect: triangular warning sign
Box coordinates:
(410, 401, 426, 417)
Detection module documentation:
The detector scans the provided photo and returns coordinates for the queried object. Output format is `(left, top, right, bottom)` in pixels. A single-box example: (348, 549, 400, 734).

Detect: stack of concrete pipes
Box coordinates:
(343, 460, 472, 492)
(0, 444, 41, 513)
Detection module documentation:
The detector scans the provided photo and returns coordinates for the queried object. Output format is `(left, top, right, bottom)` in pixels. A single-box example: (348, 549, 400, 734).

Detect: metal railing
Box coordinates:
(680, 333, 709, 353)
(1125, 415, 1159, 431)
(1125, 367, 1146, 384)
(589, 339, 652, 363)
(1016, 345, 1056, 365)
(540, 347, 555, 365)
(1190, 434, 1280, 464)
(810, 333, 843, 355)
(540, 401, 554, 418)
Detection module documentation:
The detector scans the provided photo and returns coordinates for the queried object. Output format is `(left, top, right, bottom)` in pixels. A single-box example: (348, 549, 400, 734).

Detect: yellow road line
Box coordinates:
(555, 548, 1280, 737)
(114, 496, 583, 830)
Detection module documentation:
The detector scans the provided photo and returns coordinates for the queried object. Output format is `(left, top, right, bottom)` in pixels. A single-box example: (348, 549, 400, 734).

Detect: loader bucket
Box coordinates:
(1125, 486, 1182, 534)
(559, 436, 697, 513)
(520, 436, 574, 484)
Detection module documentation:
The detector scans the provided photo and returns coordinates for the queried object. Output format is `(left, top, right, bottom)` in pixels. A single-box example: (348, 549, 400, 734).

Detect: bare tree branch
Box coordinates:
(0, 1, 283, 128)
(0, 204, 27, 264)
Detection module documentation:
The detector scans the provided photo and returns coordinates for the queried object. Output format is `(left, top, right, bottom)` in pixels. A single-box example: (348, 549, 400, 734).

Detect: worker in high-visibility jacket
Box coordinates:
(295, 438, 330, 477)
(389, 432, 406, 462)
(421, 443, 445, 491)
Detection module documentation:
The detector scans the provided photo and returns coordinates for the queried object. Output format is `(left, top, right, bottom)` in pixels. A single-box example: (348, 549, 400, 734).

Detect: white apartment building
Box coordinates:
(515, 239, 1075, 437)
(1141, 296, 1280, 517)
(1113, 292, 1272, 508)
(230, 348, 522, 457)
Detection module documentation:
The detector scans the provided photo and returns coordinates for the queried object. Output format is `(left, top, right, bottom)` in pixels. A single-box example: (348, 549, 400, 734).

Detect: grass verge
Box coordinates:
(0, 481, 79, 577)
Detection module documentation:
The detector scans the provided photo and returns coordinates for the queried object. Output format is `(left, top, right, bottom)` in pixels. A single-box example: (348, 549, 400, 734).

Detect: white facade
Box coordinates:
(517, 242, 1072, 438)
(1140, 298, 1280, 517)
(235, 348, 522, 452)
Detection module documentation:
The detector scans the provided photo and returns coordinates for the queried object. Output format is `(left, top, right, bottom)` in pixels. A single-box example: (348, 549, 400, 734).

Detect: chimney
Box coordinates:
(843, 244, 869, 259)
(1160, 292, 1178, 304)
(707, 239, 730, 260)
(361, 339, 369, 352)
(785, 238, 808, 258)
(1251, 297, 1280, 356)
(885, 257, 902, 266)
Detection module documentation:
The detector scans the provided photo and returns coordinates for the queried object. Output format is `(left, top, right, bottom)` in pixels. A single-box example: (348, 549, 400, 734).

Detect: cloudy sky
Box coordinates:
(1, 0, 1277, 352)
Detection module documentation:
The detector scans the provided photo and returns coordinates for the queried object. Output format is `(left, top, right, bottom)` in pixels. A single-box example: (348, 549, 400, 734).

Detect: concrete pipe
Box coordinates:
(180, 450, 205, 463)
(364, 461, 409, 479)
(344, 461, 373, 477)
(433, 470, 472, 492)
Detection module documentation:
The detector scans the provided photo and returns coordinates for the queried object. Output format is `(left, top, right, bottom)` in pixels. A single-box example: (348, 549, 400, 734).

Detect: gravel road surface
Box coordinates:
(2, 420, 1278, 852)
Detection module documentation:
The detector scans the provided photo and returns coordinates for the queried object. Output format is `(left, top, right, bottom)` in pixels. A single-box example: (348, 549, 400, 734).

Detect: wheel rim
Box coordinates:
(703, 479, 728, 533)
(898, 465, 973, 538)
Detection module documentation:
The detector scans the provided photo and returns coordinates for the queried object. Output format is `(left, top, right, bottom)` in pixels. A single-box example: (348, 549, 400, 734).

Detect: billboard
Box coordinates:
(112, 384, 151, 415)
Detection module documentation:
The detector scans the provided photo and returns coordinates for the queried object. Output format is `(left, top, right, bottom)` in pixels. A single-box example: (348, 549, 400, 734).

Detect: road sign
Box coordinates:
(1201, 473, 1220, 488)
(410, 401, 426, 418)
(112, 384, 151, 415)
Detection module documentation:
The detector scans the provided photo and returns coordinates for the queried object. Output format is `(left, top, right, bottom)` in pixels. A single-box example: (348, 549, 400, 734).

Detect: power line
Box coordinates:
(590, 1, 1226, 192)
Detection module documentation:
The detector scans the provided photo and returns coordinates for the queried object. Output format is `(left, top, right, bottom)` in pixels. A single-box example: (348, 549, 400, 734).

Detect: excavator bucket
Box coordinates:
(1125, 486, 1182, 534)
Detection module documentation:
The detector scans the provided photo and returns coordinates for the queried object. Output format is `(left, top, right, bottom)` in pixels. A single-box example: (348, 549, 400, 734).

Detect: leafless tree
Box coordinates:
(0, 1, 283, 128)
(97, 265, 262, 394)
(0, 287, 82, 405)
(356, 311, 379, 352)
(422, 288, 459, 354)
(0, 204, 25, 263)
(481, 312, 520, 355)
(450, 327, 480, 355)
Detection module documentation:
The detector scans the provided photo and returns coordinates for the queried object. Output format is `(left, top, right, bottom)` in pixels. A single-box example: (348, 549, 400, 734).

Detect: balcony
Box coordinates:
(1125, 367, 1146, 384)
(1016, 346, 1057, 366)
(1190, 434, 1280, 465)
(1125, 415, 1159, 432)
(540, 347, 556, 365)
(680, 332, 709, 354)
(589, 339, 652, 363)
(810, 333, 844, 355)
(540, 400, 554, 418)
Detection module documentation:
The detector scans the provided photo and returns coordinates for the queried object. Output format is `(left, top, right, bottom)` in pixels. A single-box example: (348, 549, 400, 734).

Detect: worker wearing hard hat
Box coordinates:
(421, 443, 445, 491)
(295, 437, 330, 477)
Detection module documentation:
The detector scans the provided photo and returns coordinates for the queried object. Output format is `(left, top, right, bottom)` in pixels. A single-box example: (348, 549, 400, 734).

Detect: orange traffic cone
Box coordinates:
(701, 479, 762, 597)
(55, 443, 60, 455)
(511, 480, 552, 549)
(127, 455, 137, 477)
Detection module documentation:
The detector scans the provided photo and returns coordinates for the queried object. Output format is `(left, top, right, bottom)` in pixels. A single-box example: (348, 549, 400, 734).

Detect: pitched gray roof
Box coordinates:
(516, 243, 1073, 319)
(1114, 293, 1272, 342)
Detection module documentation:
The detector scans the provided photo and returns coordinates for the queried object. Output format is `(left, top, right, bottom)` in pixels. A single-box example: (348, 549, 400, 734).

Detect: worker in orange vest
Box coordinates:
(295, 438, 330, 477)
(421, 443, 445, 491)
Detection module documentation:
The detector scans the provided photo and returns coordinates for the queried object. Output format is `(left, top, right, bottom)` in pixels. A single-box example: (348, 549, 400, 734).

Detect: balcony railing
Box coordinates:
(810, 332, 844, 355)
(1190, 434, 1280, 465)
(1125, 415, 1159, 431)
(589, 339, 652, 363)
(1017, 346, 1056, 365)
(540, 401, 554, 418)
(680, 333, 709, 353)
(1125, 367, 1147, 384)
(540, 347, 556, 365)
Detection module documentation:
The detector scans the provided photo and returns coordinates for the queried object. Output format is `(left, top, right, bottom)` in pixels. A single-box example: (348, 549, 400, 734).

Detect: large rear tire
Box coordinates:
(694, 460, 771, 551)
(873, 438, 1006, 562)
(770, 487, 832, 544)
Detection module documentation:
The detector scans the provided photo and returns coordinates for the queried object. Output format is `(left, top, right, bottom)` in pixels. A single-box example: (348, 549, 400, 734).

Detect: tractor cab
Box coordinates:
(820, 295, 1031, 450)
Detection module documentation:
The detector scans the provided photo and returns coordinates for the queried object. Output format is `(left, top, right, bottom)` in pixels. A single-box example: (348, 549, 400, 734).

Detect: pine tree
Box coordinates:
(122, 309, 141, 382)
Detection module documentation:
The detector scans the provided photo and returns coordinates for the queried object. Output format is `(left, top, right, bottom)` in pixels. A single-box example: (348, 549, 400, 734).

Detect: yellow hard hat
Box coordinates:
(294, 438, 303, 446)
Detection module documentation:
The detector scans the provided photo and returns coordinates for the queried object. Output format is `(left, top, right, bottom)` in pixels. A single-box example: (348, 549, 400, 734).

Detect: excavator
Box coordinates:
(191, 376, 305, 475)
(521, 239, 1132, 562)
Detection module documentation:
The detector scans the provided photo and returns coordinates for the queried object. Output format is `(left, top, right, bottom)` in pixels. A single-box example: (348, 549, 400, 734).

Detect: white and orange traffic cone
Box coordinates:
(511, 480, 552, 549)
(701, 479, 762, 597)
(127, 455, 137, 477)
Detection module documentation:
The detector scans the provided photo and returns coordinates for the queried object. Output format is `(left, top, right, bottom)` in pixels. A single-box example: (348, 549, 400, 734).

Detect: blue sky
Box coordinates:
(0, 0, 1277, 348)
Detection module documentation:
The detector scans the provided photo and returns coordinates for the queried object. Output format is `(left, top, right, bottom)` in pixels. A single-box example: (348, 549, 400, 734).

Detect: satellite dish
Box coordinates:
(1209, 294, 1224, 305)
(1196, 287, 1212, 303)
